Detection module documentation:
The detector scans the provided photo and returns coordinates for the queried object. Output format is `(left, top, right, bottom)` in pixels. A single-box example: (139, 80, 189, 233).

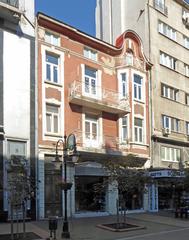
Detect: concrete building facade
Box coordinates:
(0, 0, 36, 221)
(96, 0, 189, 210)
(37, 13, 151, 219)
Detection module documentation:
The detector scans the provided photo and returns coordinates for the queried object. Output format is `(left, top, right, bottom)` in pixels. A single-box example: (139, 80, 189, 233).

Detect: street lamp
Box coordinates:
(53, 134, 78, 239)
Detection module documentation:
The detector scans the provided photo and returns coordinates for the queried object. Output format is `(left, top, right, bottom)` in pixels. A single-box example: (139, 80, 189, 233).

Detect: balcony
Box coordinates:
(0, 0, 21, 24)
(115, 56, 145, 71)
(69, 81, 130, 114)
(73, 130, 123, 152)
(153, 0, 168, 15)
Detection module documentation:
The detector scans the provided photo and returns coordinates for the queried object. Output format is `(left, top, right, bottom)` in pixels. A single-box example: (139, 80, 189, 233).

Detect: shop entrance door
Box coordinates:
(45, 158, 62, 217)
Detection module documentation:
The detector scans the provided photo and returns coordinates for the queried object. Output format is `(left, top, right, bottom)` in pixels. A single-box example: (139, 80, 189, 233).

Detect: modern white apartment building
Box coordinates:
(96, 0, 189, 210)
(0, 0, 36, 221)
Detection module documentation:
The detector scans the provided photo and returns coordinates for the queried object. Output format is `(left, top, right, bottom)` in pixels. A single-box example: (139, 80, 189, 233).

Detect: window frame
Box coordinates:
(185, 64, 189, 77)
(84, 115, 99, 147)
(160, 52, 177, 70)
(134, 117, 144, 143)
(162, 115, 180, 132)
(46, 104, 60, 134)
(84, 47, 97, 61)
(84, 66, 98, 98)
(161, 146, 181, 162)
(121, 116, 128, 143)
(183, 35, 189, 49)
(45, 52, 60, 84)
(158, 21, 177, 41)
(45, 31, 60, 46)
(161, 83, 178, 101)
(133, 74, 143, 101)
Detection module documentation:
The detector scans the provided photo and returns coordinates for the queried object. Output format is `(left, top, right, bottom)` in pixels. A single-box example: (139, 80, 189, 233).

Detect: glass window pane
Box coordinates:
(166, 148, 170, 160)
(91, 51, 97, 61)
(139, 128, 143, 142)
(91, 79, 96, 94)
(53, 66, 58, 83)
(85, 77, 89, 93)
(85, 67, 96, 78)
(122, 117, 127, 126)
(46, 54, 58, 65)
(47, 105, 58, 113)
(134, 74, 142, 84)
(134, 127, 138, 142)
(84, 48, 89, 58)
(122, 127, 127, 141)
(92, 123, 97, 139)
(138, 86, 142, 100)
(134, 85, 137, 98)
(53, 36, 59, 46)
(176, 149, 181, 161)
(46, 114, 51, 132)
(54, 115, 58, 133)
(45, 32, 51, 43)
(85, 122, 90, 139)
(161, 147, 165, 160)
(134, 118, 142, 127)
(46, 64, 51, 81)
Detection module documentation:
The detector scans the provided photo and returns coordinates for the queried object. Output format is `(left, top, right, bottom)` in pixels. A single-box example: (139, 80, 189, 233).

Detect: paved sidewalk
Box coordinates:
(1, 212, 189, 240)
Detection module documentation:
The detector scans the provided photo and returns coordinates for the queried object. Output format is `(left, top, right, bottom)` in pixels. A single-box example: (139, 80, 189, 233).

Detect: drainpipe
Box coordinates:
(34, 16, 39, 220)
(147, 0, 154, 168)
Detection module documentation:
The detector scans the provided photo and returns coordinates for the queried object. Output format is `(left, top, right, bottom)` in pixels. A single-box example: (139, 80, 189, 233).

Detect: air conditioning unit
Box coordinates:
(182, 12, 189, 21)
(162, 128, 171, 136)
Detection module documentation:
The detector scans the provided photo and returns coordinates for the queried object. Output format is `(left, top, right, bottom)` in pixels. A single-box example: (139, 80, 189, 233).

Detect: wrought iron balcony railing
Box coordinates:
(69, 80, 130, 114)
(73, 130, 128, 152)
(0, 0, 19, 8)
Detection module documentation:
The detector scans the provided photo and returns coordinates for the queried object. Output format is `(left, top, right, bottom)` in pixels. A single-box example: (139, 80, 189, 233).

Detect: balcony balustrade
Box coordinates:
(69, 80, 130, 115)
(73, 130, 128, 152)
(115, 55, 145, 71)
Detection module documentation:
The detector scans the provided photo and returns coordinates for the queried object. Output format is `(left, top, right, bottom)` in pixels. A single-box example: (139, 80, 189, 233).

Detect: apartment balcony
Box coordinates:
(0, 0, 21, 24)
(69, 81, 130, 114)
(115, 56, 145, 72)
(153, 0, 168, 15)
(74, 130, 122, 152)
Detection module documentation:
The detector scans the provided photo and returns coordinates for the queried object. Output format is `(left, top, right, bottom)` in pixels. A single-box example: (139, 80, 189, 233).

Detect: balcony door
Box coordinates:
(85, 116, 99, 148)
(84, 66, 98, 98)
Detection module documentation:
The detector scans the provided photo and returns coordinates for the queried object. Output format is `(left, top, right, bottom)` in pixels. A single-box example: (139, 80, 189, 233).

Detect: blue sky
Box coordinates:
(35, 0, 96, 36)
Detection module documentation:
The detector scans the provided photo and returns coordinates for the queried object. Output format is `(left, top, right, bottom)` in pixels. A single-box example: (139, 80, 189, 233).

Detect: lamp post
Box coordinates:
(54, 134, 78, 239)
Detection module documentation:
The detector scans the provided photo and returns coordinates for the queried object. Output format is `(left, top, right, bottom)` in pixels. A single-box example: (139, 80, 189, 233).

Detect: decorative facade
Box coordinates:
(37, 13, 151, 219)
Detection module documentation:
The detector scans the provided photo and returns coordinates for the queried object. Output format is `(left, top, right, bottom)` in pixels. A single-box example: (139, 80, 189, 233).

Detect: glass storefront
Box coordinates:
(119, 188, 143, 210)
(75, 176, 106, 212)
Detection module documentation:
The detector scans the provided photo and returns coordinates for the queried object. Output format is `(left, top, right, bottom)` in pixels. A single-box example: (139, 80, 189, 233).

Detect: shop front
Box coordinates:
(75, 161, 118, 216)
(149, 169, 185, 211)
